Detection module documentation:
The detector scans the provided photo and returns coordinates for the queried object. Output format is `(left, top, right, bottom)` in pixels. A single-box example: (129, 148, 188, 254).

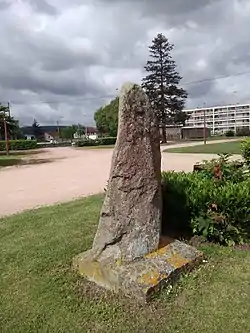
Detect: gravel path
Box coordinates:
(0, 139, 240, 217)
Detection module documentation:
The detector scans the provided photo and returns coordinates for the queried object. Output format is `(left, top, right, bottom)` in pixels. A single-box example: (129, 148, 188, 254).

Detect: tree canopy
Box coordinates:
(32, 119, 43, 140)
(142, 33, 188, 141)
(94, 97, 119, 137)
(61, 124, 85, 141)
(0, 104, 21, 140)
(61, 126, 75, 141)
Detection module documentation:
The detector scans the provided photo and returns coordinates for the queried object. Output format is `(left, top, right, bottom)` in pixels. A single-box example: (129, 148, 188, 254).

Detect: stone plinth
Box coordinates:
(73, 238, 203, 303)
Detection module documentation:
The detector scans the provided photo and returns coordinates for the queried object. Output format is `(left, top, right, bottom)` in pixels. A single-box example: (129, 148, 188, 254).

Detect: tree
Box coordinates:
(173, 110, 190, 126)
(61, 124, 86, 141)
(74, 123, 85, 138)
(0, 104, 21, 140)
(32, 119, 43, 141)
(61, 126, 75, 141)
(142, 33, 188, 142)
(94, 97, 119, 137)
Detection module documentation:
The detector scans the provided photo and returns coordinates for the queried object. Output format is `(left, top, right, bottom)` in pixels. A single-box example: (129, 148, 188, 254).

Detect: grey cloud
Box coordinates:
(96, 0, 223, 25)
(1, 0, 250, 126)
(96, 0, 219, 15)
(0, 0, 9, 11)
(27, 0, 57, 15)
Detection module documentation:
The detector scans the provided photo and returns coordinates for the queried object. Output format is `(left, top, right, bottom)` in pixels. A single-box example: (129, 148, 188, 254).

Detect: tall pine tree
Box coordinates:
(32, 119, 43, 141)
(142, 33, 188, 142)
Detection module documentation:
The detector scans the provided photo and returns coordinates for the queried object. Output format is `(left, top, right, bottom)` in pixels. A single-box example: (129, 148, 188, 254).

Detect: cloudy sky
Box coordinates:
(0, 0, 250, 126)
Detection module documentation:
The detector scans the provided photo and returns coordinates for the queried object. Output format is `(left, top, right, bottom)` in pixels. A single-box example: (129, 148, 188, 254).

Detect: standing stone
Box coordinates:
(92, 82, 162, 263)
(73, 82, 203, 302)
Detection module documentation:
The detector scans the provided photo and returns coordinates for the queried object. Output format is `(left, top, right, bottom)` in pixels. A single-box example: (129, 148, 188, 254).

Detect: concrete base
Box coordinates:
(73, 238, 203, 303)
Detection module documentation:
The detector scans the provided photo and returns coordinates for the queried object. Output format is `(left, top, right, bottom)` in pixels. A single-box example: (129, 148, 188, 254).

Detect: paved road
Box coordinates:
(0, 139, 240, 217)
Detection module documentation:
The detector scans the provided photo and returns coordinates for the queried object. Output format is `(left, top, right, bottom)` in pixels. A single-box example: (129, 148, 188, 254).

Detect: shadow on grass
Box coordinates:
(23, 158, 54, 165)
(0, 158, 54, 168)
(0, 158, 22, 167)
(0, 149, 46, 157)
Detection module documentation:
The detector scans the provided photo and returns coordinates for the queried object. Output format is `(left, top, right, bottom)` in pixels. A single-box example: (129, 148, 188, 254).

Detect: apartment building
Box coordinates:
(185, 103, 250, 134)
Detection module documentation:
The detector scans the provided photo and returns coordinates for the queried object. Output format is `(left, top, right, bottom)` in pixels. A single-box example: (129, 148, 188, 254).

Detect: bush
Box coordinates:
(38, 141, 72, 148)
(236, 127, 250, 137)
(74, 138, 97, 147)
(225, 130, 235, 137)
(0, 140, 37, 151)
(96, 137, 116, 145)
(162, 155, 250, 246)
(241, 138, 250, 166)
(195, 153, 247, 183)
(74, 137, 117, 147)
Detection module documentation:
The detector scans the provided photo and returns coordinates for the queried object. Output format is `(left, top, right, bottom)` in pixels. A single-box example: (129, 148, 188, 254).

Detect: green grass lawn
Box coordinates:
(0, 155, 23, 167)
(0, 195, 249, 333)
(0, 150, 41, 157)
(164, 140, 241, 154)
(0, 150, 49, 168)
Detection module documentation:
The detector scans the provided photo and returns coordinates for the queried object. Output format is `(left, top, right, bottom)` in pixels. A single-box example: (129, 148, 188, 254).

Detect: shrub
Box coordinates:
(162, 155, 250, 245)
(38, 141, 72, 148)
(96, 137, 116, 145)
(195, 153, 247, 183)
(0, 140, 37, 151)
(74, 138, 97, 147)
(241, 138, 250, 166)
(236, 127, 250, 137)
(225, 130, 235, 137)
(74, 137, 117, 147)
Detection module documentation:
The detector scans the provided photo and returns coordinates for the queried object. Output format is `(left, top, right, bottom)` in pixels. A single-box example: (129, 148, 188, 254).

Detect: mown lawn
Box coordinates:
(0, 195, 249, 333)
(0, 155, 23, 167)
(164, 140, 242, 154)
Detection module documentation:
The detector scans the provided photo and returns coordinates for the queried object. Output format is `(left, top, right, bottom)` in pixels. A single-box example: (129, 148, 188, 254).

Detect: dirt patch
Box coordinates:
(0, 146, 233, 217)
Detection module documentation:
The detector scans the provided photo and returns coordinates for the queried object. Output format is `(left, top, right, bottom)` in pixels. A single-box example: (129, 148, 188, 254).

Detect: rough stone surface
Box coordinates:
(73, 238, 203, 303)
(73, 82, 203, 302)
(92, 82, 162, 263)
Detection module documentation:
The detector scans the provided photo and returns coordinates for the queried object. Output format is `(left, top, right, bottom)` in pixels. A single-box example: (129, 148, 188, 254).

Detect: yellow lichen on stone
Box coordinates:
(138, 269, 168, 286)
(77, 259, 119, 289)
(145, 246, 168, 259)
(167, 253, 189, 269)
(138, 269, 160, 285)
(116, 258, 122, 267)
(78, 260, 103, 280)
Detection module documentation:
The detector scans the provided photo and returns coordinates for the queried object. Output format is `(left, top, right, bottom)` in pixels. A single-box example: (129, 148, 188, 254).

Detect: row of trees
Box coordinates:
(95, 33, 189, 142)
(0, 110, 86, 142)
(32, 119, 86, 141)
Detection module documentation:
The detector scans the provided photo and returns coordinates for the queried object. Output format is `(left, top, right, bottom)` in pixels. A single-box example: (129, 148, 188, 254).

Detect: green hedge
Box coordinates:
(162, 154, 250, 246)
(38, 142, 72, 148)
(75, 137, 116, 147)
(241, 138, 250, 166)
(96, 137, 117, 145)
(225, 130, 235, 137)
(0, 140, 37, 151)
(236, 128, 250, 136)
